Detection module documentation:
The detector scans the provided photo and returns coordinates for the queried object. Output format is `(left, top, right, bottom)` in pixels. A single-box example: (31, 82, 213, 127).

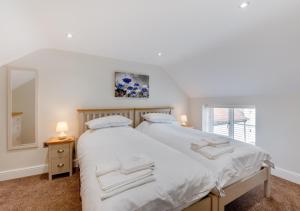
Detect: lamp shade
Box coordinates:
(180, 115, 188, 124)
(56, 121, 68, 133)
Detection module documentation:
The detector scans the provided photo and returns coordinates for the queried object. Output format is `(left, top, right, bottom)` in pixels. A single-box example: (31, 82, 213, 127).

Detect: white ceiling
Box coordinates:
(1, 0, 300, 97)
(0, 1, 46, 67)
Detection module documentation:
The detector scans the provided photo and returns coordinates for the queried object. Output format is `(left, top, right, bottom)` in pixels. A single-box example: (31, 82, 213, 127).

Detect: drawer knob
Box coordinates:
(57, 149, 64, 153)
(57, 163, 64, 168)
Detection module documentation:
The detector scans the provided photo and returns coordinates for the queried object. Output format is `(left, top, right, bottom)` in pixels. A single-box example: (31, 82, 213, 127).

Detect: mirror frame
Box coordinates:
(7, 66, 39, 150)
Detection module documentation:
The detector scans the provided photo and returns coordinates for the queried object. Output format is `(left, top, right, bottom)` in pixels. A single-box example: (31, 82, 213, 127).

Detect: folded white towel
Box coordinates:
(96, 160, 121, 177)
(190, 139, 208, 151)
(120, 154, 155, 174)
(192, 145, 234, 159)
(212, 143, 231, 148)
(98, 168, 154, 191)
(202, 137, 231, 146)
(100, 176, 156, 200)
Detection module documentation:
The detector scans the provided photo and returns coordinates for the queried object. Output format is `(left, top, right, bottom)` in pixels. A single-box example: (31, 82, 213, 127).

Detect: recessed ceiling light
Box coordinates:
(240, 2, 249, 9)
(66, 33, 73, 38)
(158, 52, 163, 57)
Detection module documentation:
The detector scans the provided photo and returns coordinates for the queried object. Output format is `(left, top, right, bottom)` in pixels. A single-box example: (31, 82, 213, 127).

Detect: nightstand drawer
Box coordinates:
(50, 143, 70, 158)
(51, 157, 70, 174)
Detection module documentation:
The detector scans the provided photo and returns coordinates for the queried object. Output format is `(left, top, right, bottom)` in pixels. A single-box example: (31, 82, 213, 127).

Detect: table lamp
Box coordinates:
(180, 115, 188, 126)
(56, 121, 68, 139)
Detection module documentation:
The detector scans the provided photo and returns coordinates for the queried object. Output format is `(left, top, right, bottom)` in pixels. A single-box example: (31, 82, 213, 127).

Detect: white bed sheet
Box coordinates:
(77, 126, 216, 211)
(136, 122, 272, 192)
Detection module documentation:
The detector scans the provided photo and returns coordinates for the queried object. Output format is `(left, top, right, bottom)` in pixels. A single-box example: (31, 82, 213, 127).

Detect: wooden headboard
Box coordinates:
(77, 108, 135, 135)
(134, 107, 172, 127)
(77, 107, 173, 136)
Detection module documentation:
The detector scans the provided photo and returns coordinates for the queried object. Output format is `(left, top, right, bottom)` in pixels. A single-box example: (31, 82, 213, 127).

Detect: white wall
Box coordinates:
(0, 49, 188, 174)
(189, 95, 300, 182)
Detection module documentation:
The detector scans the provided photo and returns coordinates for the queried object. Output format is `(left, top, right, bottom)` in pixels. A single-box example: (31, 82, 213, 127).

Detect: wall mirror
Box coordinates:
(7, 67, 38, 150)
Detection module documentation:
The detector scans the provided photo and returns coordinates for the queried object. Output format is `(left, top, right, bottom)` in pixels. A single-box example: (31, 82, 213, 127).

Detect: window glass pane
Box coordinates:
(212, 108, 230, 137)
(233, 108, 256, 145)
(203, 106, 256, 145)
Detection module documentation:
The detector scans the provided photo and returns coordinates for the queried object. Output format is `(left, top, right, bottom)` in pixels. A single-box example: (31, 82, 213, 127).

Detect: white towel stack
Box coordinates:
(191, 136, 234, 159)
(96, 154, 156, 200)
(192, 145, 234, 160)
(96, 160, 121, 177)
(120, 154, 155, 174)
(204, 137, 231, 146)
(190, 139, 208, 150)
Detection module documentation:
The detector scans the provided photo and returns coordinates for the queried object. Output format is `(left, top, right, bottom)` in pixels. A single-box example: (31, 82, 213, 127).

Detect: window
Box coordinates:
(202, 105, 256, 145)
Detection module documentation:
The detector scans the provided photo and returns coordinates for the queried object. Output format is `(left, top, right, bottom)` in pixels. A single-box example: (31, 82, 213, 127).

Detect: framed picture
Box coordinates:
(115, 72, 149, 98)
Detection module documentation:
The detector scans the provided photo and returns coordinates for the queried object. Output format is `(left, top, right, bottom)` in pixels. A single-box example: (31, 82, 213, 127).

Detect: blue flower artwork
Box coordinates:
(115, 72, 149, 98)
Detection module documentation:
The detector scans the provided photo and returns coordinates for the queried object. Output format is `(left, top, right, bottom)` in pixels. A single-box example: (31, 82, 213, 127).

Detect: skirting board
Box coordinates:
(1, 163, 299, 185)
(272, 167, 300, 185)
(0, 164, 48, 181)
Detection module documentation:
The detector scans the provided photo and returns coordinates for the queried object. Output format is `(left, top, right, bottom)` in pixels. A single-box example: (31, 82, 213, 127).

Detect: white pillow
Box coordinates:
(142, 113, 176, 123)
(86, 115, 132, 129)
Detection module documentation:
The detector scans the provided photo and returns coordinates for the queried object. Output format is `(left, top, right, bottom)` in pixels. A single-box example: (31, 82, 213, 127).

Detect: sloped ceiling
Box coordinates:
(165, 4, 300, 97)
(1, 0, 300, 97)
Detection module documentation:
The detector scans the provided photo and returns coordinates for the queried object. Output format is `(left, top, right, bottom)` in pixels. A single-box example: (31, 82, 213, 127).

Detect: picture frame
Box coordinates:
(115, 72, 149, 98)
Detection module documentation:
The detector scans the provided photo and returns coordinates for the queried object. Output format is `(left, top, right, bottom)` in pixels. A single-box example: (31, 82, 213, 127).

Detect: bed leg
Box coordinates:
(210, 194, 218, 211)
(218, 202, 225, 211)
(210, 194, 224, 211)
(264, 167, 271, 198)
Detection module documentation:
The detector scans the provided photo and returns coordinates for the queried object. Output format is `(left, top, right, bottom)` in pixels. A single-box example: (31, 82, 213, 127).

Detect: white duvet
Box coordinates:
(77, 126, 215, 211)
(136, 122, 272, 193)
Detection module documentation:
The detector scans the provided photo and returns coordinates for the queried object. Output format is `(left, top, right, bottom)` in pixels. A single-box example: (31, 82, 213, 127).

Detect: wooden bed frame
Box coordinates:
(77, 107, 271, 211)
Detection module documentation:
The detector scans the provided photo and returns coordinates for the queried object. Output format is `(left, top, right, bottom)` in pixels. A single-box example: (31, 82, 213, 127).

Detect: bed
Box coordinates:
(77, 108, 216, 211)
(133, 107, 272, 211)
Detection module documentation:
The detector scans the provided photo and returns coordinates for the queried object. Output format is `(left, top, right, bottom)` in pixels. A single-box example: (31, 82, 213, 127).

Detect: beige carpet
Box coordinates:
(0, 172, 299, 211)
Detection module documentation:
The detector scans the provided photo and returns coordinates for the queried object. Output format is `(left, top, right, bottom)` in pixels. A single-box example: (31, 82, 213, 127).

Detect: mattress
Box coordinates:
(136, 121, 272, 192)
(77, 126, 216, 211)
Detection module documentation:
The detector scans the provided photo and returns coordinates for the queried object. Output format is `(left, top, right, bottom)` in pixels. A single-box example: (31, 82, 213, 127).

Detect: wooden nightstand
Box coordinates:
(46, 136, 75, 180)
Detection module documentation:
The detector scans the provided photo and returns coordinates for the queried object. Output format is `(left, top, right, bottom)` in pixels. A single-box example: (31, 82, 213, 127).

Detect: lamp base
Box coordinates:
(58, 132, 67, 140)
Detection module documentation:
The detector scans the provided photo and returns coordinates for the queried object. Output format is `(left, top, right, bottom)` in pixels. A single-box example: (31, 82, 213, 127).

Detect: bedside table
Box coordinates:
(46, 136, 75, 180)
